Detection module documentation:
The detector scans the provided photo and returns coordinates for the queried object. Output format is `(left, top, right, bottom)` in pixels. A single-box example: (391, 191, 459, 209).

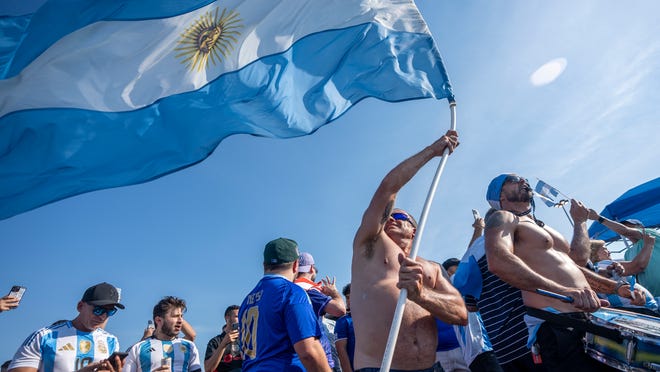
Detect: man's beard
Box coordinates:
(161, 322, 179, 338)
(504, 187, 533, 203)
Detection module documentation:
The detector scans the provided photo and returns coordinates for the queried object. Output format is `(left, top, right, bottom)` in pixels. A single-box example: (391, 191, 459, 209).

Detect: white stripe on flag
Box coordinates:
(0, 0, 429, 116)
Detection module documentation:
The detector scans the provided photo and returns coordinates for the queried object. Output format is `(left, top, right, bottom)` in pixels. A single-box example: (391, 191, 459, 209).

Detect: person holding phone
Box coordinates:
(8, 282, 125, 372)
(123, 296, 201, 372)
(0, 295, 20, 313)
(1, 285, 25, 313)
(204, 305, 242, 372)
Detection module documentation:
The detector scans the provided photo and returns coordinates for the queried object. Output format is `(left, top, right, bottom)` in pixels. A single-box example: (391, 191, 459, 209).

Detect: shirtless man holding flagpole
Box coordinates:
(351, 130, 467, 372)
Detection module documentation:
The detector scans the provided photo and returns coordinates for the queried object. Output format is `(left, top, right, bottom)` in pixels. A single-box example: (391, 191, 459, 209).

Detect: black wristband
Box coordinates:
(613, 280, 627, 295)
(598, 216, 605, 223)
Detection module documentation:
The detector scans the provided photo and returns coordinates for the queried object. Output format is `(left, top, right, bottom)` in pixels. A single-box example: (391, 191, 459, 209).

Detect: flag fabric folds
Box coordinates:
(0, 0, 454, 219)
(534, 179, 562, 207)
(588, 177, 660, 241)
(452, 237, 485, 299)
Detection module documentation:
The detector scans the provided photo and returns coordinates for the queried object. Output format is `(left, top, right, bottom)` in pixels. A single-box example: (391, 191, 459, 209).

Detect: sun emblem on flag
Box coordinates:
(175, 7, 242, 72)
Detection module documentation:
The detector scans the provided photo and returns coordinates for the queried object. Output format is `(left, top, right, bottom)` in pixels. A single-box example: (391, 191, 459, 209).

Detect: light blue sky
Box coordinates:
(1, 0, 659, 361)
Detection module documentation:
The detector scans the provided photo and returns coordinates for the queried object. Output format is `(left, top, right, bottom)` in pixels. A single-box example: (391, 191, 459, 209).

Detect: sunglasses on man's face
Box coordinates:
(391, 212, 413, 224)
(504, 175, 528, 184)
(91, 305, 117, 317)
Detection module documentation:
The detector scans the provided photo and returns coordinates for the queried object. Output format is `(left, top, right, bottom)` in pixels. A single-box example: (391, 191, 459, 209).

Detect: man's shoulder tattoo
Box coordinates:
(485, 211, 509, 229)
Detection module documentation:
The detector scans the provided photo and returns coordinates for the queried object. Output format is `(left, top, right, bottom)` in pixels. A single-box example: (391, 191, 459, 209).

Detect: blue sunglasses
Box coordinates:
(91, 305, 117, 317)
(391, 212, 413, 224)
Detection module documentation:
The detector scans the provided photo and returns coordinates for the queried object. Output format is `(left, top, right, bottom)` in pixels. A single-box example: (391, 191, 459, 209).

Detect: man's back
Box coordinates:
(351, 235, 439, 370)
(239, 275, 320, 372)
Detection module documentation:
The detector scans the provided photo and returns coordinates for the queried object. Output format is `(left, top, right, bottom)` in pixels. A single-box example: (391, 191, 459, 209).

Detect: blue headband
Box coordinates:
(486, 174, 510, 210)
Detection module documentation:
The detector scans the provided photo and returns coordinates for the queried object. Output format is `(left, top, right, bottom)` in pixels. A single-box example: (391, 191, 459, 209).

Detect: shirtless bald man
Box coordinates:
(483, 173, 644, 372)
(352, 130, 467, 372)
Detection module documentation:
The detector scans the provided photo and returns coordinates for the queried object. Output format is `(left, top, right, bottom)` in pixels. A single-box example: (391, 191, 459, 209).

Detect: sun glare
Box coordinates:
(530, 58, 567, 86)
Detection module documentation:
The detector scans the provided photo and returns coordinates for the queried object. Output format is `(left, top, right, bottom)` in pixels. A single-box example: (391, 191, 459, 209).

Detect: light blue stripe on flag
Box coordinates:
(0, 0, 454, 219)
(453, 236, 485, 298)
(453, 255, 483, 299)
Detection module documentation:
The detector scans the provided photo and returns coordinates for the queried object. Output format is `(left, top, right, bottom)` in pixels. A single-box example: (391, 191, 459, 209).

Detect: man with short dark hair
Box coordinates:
(123, 296, 201, 372)
(9, 282, 124, 372)
(239, 238, 330, 372)
(441, 258, 460, 277)
(204, 305, 242, 372)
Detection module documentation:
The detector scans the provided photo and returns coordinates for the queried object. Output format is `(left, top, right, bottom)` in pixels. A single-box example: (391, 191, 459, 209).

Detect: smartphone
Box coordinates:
(147, 320, 155, 330)
(108, 351, 128, 360)
(471, 209, 481, 220)
(8, 286, 26, 302)
(107, 351, 128, 370)
(231, 322, 239, 331)
(161, 358, 171, 368)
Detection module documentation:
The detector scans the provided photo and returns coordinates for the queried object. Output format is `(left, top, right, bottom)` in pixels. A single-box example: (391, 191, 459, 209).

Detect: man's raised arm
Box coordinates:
(588, 210, 643, 243)
(353, 130, 459, 250)
(567, 199, 592, 266)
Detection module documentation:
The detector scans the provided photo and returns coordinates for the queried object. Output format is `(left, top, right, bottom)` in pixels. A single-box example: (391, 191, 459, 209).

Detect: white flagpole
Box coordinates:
(379, 101, 457, 371)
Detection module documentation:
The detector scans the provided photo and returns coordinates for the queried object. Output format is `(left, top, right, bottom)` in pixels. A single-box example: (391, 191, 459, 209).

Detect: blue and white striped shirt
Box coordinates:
(123, 337, 201, 372)
(9, 321, 119, 372)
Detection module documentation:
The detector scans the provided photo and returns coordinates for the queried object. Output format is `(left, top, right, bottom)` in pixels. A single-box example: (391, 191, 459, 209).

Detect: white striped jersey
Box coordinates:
(123, 337, 201, 372)
(9, 320, 119, 372)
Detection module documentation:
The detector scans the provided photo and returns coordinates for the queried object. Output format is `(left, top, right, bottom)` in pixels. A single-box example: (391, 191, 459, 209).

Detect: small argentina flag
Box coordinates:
(534, 180, 562, 207)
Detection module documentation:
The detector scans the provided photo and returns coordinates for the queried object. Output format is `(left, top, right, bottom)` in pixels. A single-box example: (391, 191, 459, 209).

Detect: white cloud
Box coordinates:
(530, 58, 567, 86)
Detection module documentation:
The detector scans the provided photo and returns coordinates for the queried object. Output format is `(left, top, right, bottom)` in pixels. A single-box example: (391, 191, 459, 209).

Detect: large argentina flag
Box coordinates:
(0, 0, 454, 220)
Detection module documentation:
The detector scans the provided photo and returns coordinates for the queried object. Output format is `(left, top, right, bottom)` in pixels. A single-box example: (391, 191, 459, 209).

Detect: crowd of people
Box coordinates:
(2, 130, 659, 372)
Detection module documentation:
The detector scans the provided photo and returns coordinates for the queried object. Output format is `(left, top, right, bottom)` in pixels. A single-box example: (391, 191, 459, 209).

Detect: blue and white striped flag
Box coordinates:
(0, 0, 454, 219)
(534, 179, 562, 207)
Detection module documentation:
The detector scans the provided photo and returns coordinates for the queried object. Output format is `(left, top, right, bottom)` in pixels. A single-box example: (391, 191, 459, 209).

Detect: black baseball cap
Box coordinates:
(81, 282, 125, 309)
